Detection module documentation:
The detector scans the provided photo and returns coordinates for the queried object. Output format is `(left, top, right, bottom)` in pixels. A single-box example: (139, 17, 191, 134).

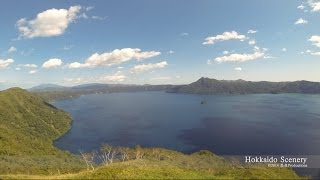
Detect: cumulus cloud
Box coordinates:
(311, 52, 320, 55)
(248, 40, 256, 45)
(8, 46, 17, 53)
(167, 50, 174, 54)
(203, 31, 246, 45)
(15, 67, 21, 71)
(18, 64, 38, 68)
(0, 59, 14, 69)
(214, 48, 266, 63)
(42, 58, 63, 69)
(29, 70, 37, 74)
(68, 48, 161, 69)
(180, 32, 189, 36)
(100, 71, 125, 82)
(294, 18, 308, 24)
(234, 67, 242, 71)
(307, 0, 320, 12)
(16, 5, 81, 38)
(130, 61, 168, 73)
(303, 49, 320, 56)
(247, 29, 257, 34)
(309, 35, 320, 47)
(297, 4, 306, 9)
(282, 48, 287, 52)
(223, 51, 230, 55)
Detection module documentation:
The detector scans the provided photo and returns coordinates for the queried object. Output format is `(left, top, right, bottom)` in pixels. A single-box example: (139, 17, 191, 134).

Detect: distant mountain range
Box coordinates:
(29, 77, 320, 101)
(168, 77, 320, 94)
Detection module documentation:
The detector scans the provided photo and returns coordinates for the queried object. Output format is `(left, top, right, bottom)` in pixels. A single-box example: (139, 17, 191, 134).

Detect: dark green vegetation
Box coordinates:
(31, 77, 320, 101)
(0, 87, 303, 179)
(168, 77, 320, 94)
(0, 88, 84, 174)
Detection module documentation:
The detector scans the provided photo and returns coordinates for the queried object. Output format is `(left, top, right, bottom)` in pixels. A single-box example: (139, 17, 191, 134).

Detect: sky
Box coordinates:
(1, 0, 320, 89)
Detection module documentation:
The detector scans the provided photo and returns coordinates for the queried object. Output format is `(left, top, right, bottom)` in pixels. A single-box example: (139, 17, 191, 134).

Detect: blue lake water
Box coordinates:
(54, 92, 320, 155)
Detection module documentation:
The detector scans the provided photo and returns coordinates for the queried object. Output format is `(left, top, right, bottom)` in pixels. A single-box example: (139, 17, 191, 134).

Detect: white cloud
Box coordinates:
(203, 31, 246, 45)
(29, 70, 37, 74)
(167, 50, 174, 54)
(8, 46, 17, 53)
(18, 64, 38, 68)
(263, 55, 276, 59)
(307, 0, 320, 11)
(294, 18, 308, 25)
(42, 58, 63, 69)
(68, 62, 87, 69)
(309, 35, 320, 47)
(215, 49, 265, 63)
(68, 48, 161, 69)
(311, 52, 320, 55)
(223, 51, 230, 55)
(234, 67, 242, 71)
(303, 49, 320, 56)
(282, 48, 287, 52)
(63, 45, 74, 50)
(0, 59, 14, 69)
(16, 5, 81, 38)
(247, 29, 257, 34)
(130, 61, 168, 73)
(207, 59, 212, 65)
(180, 32, 189, 36)
(15, 67, 21, 71)
(297, 4, 306, 9)
(100, 71, 125, 82)
(248, 40, 256, 45)
(91, 16, 107, 20)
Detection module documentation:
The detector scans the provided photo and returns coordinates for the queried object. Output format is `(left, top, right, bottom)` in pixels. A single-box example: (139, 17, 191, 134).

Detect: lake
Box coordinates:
(54, 92, 320, 155)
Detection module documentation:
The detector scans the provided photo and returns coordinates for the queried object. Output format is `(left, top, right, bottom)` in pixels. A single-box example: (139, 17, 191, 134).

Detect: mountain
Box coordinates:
(29, 84, 67, 91)
(31, 84, 175, 101)
(0, 87, 83, 174)
(168, 77, 320, 94)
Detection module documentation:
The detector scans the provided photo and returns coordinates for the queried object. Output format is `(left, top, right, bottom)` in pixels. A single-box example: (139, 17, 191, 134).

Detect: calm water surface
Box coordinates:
(54, 92, 320, 155)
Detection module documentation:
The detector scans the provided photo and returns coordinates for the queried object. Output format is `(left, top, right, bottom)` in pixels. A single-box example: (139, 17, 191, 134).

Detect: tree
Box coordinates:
(79, 150, 95, 171)
(99, 144, 117, 165)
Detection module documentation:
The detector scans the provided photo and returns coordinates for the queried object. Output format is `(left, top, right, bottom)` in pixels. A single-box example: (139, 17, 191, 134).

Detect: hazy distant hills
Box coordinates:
(30, 83, 175, 101)
(29, 83, 67, 91)
(168, 77, 320, 94)
(29, 77, 320, 101)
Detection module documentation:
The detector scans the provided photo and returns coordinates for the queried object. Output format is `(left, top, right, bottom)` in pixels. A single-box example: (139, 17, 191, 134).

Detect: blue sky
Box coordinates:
(1, 0, 320, 89)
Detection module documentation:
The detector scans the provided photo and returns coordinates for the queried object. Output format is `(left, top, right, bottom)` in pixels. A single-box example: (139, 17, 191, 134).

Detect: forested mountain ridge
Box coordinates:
(168, 77, 320, 94)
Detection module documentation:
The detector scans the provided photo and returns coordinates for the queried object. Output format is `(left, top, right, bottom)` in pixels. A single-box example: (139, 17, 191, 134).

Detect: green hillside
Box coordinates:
(0, 87, 84, 174)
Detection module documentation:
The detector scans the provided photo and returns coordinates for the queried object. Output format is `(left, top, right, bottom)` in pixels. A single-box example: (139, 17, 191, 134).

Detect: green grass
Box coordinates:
(1, 154, 302, 179)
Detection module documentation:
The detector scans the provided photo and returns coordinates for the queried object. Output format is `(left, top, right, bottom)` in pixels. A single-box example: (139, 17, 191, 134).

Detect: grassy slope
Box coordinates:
(0, 88, 84, 174)
(2, 150, 301, 179)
